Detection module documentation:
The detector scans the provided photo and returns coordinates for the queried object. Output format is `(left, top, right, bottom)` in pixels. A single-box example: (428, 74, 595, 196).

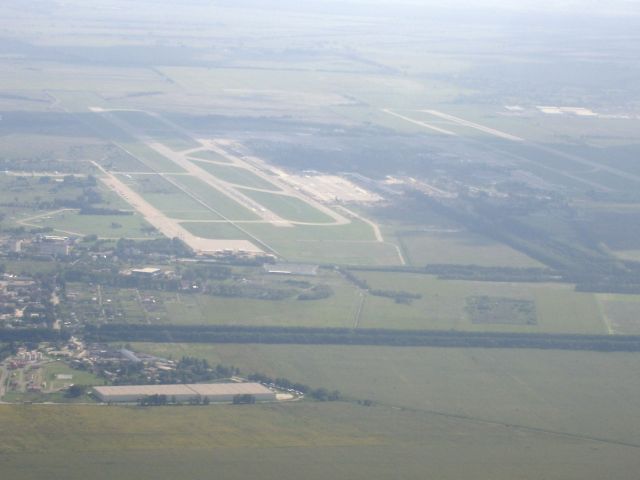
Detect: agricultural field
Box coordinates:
(354, 271, 606, 334)
(61, 266, 619, 335)
(134, 342, 640, 450)
(3, 400, 636, 480)
(64, 270, 361, 328)
(25, 210, 156, 239)
(596, 294, 640, 334)
(1, 1, 640, 479)
(396, 229, 543, 268)
(0, 174, 159, 239)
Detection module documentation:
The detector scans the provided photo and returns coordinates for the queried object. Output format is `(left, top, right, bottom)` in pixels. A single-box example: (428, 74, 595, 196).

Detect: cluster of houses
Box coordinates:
(0, 274, 54, 327)
(1, 234, 73, 257)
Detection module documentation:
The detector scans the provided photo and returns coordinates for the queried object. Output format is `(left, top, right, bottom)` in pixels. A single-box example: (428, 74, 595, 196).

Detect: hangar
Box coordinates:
(93, 382, 276, 403)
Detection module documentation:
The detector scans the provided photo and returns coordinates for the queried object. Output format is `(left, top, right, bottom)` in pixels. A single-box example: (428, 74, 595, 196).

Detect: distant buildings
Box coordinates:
(93, 382, 276, 403)
(129, 267, 162, 278)
(264, 263, 319, 276)
(36, 235, 71, 257)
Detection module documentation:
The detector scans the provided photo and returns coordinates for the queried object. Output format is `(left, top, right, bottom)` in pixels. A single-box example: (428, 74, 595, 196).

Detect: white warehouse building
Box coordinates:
(93, 382, 276, 403)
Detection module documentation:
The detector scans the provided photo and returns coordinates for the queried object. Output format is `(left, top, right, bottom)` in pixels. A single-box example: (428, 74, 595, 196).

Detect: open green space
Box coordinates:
(179, 221, 250, 240)
(354, 271, 605, 333)
(110, 110, 201, 152)
(42, 361, 103, 390)
(117, 174, 222, 221)
(243, 221, 399, 265)
(5, 400, 636, 480)
(28, 210, 156, 239)
(161, 290, 358, 328)
(597, 294, 640, 334)
(397, 229, 543, 267)
(167, 175, 260, 221)
(240, 189, 334, 223)
(66, 271, 359, 328)
(135, 343, 640, 451)
(191, 161, 281, 191)
(187, 149, 235, 163)
(118, 142, 186, 173)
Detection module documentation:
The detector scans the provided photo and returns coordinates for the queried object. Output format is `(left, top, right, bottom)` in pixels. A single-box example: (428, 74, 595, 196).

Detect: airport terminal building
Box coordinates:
(93, 382, 276, 403)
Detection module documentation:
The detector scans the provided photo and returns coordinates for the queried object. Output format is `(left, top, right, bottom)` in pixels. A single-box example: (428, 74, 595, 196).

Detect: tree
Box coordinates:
(65, 384, 86, 398)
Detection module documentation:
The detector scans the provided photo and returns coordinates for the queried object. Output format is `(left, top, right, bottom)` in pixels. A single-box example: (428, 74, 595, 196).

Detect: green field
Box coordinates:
(354, 271, 606, 333)
(109, 110, 201, 152)
(2, 361, 104, 404)
(187, 149, 235, 163)
(133, 343, 640, 454)
(118, 142, 186, 173)
(29, 210, 157, 238)
(241, 189, 334, 223)
(179, 221, 249, 239)
(117, 174, 223, 221)
(2, 396, 638, 480)
(65, 271, 360, 328)
(397, 230, 543, 267)
(240, 220, 402, 265)
(167, 175, 260, 221)
(162, 275, 359, 327)
(597, 294, 640, 334)
(191, 161, 281, 191)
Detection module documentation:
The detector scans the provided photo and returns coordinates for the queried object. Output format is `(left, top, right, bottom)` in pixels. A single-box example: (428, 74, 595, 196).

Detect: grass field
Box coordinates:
(2, 361, 104, 404)
(191, 161, 281, 191)
(179, 221, 249, 239)
(134, 343, 640, 452)
(241, 220, 402, 265)
(397, 230, 543, 267)
(31, 210, 157, 238)
(355, 271, 606, 333)
(240, 189, 334, 223)
(187, 149, 235, 163)
(117, 174, 223, 221)
(109, 110, 200, 152)
(597, 294, 640, 334)
(162, 289, 359, 328)
(1, 397, 638, 480)
(66, 271, 360, 327)
(118, 142, 187, 173)
(41, 361, 104, 390)
(167, 175, 260, 221)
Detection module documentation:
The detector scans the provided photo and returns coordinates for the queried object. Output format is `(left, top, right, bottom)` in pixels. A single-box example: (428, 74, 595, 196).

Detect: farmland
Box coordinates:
(1, 0, 640, 478)
(3, 401, 637, 480)
(354, 271, 607, 334)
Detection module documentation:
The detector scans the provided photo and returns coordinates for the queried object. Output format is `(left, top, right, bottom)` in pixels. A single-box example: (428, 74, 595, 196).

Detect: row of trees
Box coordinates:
(83, 324, 640, 352)
(340, 269, 421, 304)
(247, 373, 341, 401)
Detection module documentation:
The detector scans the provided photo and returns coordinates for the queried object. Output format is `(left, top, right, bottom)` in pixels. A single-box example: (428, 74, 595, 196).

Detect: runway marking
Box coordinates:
(381, 108, 457, 135)
(421, 109, 524, 141)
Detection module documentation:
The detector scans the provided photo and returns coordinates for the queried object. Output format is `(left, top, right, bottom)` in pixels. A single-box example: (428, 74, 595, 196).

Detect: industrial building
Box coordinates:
(264, 263, 319, 276)
(93, 382, 276, 403)
(129, 267, 162, 278)
(37, 235, 71, 257)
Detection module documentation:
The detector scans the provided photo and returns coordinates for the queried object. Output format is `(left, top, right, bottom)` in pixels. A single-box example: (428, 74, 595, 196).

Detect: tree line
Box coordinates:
(83, 324, 640, 352)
